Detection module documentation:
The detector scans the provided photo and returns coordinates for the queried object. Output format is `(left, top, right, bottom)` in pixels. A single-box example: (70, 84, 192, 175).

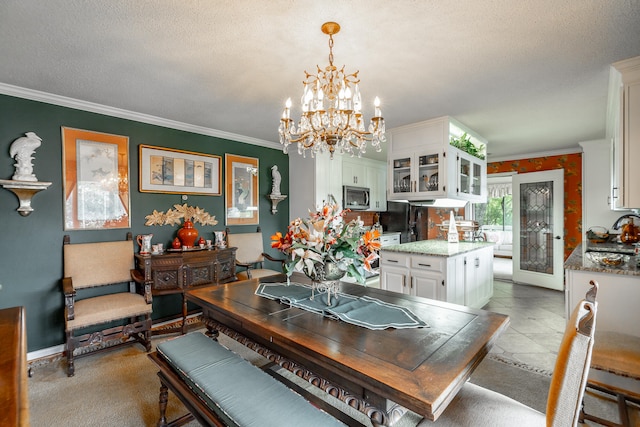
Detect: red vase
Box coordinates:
(171, 237, 181, 249)
(177, 220, 199, 247)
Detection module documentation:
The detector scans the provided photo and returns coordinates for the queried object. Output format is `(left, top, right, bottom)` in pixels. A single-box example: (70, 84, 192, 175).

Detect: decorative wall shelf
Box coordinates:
(0, 179, 52, 216)
(268, 194, 287, 214)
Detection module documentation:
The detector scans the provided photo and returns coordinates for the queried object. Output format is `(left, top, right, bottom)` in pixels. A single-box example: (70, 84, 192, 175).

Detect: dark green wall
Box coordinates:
(0, 93, 290, 352)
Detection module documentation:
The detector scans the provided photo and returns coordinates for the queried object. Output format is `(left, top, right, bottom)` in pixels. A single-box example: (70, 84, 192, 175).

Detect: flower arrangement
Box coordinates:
(144, 203, 218, 226)
(271, 203, 381, 284)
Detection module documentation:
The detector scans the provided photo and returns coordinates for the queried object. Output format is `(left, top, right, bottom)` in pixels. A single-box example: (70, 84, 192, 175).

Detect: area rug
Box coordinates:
(27, 332, 633, 426)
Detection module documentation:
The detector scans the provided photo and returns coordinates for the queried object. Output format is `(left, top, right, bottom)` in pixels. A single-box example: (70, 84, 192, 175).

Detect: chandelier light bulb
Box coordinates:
(278, 21, 386, 159)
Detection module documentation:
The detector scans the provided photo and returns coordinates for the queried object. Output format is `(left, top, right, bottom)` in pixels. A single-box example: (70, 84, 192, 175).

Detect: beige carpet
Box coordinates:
(27, 332, 634, 426)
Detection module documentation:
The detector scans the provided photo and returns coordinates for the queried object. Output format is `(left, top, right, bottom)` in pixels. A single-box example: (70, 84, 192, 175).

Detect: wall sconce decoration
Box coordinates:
(0, 132, 52, 216)
(268, 165, 287, 214)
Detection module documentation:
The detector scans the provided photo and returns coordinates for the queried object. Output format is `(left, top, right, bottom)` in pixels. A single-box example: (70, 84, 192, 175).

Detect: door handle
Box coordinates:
(554, 236, 562, 240)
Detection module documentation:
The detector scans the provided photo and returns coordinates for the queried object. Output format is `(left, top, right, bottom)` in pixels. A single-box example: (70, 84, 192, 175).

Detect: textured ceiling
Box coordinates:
(1, 1, 639, 161)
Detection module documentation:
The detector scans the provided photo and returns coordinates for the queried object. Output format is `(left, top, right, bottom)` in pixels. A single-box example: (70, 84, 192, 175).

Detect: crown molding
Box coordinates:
(0, 82, 281, 150)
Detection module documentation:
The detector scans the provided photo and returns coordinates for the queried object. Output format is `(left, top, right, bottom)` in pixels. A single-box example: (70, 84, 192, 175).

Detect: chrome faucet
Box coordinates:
(612, 214, 640, 230)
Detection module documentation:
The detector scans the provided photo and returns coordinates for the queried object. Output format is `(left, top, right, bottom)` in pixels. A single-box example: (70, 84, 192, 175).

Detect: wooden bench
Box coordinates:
(149, 332, 353, 427)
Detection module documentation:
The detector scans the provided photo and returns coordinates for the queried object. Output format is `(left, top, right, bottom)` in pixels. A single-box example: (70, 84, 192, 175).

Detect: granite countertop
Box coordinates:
(564, 243, 639, 276)
(380, 240, 494, 257)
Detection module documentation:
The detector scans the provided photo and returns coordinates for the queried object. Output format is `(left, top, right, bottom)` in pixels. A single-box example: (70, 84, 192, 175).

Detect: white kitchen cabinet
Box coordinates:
(342, 159, 367, 187)
(379, 233, 401, 247)
(462, 246, 494, 308)
(410, 254, 447, 300)
(608, 56, 640, 209)
(387, 116, 487, 203)
(565, 268, 640, 338)
(379, 252, 409, 294)
(389, 147, 444, 198)
(444, 255, 466, 305)
(411, 272, 442, 300)
(288, 152, 342, 221)
(380, 252, 445, 299)
(448, 148, 487, 203)
(580, 140, 628, 229)
(342, 157, 387, 211)
(380, 245, 493, 309)
(368, 162, 387, 211)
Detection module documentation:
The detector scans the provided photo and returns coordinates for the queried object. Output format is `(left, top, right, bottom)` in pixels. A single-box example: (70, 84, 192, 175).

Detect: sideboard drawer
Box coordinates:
(151, 267, 181, 291)
(184, 262, 215, 288)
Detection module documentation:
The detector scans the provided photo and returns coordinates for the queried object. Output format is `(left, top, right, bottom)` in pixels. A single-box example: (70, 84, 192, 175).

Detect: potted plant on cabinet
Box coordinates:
(450, 132, 486, 160)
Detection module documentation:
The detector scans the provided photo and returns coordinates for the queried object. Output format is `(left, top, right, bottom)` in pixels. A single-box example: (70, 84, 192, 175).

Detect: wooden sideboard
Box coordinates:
(0, 306, 29, 426)
(134, 248, 237, 334)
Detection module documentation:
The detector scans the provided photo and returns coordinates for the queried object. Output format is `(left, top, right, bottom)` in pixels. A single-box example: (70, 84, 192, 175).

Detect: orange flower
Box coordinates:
(363, 252, 379, 271)
(271, 231, 292, 251)
(363, 229, 382, 252)
(271, 232, 284, 248)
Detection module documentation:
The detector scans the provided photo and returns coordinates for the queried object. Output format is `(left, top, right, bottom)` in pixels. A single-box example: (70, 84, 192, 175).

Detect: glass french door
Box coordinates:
(512, 169, 564, 290)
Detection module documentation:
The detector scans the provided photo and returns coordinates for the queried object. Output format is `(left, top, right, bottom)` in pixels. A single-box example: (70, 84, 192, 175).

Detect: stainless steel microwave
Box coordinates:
(343, 186, 370, 210)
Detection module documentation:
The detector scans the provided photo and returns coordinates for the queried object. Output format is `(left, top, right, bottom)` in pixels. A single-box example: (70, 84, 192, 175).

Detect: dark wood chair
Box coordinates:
(62, 233, 152, 376)
(225, 227, 286, 282)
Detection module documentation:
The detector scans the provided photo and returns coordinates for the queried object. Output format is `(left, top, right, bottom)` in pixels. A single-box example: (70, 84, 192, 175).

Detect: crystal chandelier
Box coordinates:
(279, 22, 386, 159)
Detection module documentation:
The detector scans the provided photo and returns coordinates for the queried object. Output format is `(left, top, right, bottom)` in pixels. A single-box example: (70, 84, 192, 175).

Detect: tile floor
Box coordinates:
(485, 259, 567, 373)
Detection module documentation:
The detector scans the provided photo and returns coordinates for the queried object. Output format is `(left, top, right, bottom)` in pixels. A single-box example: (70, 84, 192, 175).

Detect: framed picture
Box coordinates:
(62, 127, 131, 230)
(139, 145, 221, 195)
(225, 154, 259, 225)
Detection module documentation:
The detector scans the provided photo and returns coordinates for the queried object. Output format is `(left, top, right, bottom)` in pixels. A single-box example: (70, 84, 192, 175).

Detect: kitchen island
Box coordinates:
(380, 240, 494, 309)
(565, 242, 639, 337)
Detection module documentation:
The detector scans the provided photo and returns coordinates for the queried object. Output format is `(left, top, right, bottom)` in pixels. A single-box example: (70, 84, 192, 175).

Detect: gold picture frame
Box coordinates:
(62, 127, 131, 230)
(225, 154, 259, 225)
(139, 145, 221, 195)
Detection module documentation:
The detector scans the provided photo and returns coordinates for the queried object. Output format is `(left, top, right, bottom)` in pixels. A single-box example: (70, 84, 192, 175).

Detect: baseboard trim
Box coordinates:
(28, 345, 64, 362)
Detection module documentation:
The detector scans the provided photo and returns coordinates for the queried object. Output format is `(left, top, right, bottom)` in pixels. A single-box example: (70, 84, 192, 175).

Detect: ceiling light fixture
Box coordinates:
(278, 22, 386, 159)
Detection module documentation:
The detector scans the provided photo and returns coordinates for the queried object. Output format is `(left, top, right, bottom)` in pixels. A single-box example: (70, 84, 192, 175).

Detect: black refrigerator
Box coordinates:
(379, 201, 430, 243)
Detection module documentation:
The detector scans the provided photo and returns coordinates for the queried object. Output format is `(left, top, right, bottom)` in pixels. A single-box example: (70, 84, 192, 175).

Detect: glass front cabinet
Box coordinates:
(390, 148, 444, 198)
(449, 147, 486, 203)
(388, 116, 487, 203)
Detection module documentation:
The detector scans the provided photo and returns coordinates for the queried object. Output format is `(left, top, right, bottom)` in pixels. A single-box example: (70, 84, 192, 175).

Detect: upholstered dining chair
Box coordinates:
(427, 280, 599, 427)
(226, 227, 286, 281)
(62, 234, 152, 376)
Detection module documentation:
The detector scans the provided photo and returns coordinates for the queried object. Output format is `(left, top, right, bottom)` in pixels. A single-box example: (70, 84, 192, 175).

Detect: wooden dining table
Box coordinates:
(186, 278, 509, 425)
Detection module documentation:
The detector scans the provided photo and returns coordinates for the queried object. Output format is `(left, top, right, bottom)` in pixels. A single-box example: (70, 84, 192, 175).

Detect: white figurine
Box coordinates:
(9, 132, 42, 182)
(271, 165, 281, 196)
